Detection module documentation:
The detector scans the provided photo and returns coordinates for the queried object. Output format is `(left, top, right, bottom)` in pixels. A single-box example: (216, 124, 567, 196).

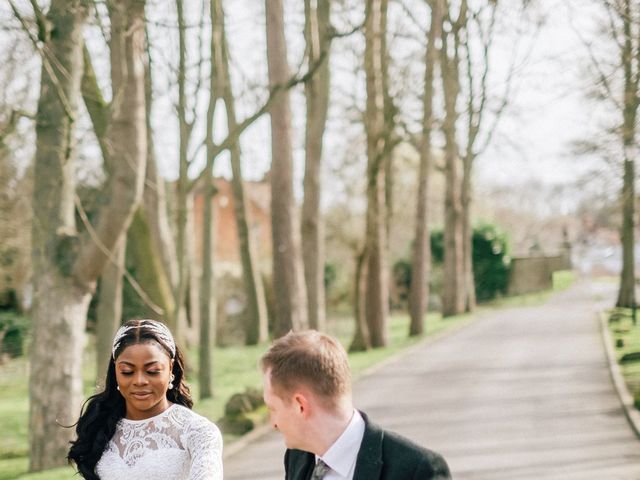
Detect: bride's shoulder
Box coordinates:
(171, 404, 222, 437)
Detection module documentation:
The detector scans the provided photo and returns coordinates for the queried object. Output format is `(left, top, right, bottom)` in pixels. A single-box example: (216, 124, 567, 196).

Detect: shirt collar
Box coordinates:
(316, 410, 365, 478)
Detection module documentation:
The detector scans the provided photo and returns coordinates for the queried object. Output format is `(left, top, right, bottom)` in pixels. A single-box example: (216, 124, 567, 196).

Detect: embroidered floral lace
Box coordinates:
(96, 404, 223, 480)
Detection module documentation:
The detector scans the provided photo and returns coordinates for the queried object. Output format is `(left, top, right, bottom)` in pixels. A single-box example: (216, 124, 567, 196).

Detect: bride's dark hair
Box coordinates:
(67, 319, 192, 480)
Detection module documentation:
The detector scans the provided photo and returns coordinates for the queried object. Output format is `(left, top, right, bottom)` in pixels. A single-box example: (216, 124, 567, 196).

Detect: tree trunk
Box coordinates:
(381, 0, 395, 243)
(616, 0, 637, 309)
(462, 155, 476, 312)
(28, 1, 89, 469)
(29, 275, 92, 470)
(197, 0, 225, 398)
(187, 193, 200, 345)
(143, 57, 180, 312)
(173, 0, 190, 341)
(363, 0, 389, 347)
(29, 0, 146, 469)
(265, 0, 308, 336)
(95, 235, 125, 385)
(302, 0, 331, 332)
(127, 208, 175, 319)
(349, 246, 371, 352)
(198, 181, 215, 399)
(617, 157, 635, 308)
(409, 0, 440, 336)
(215, 0, 269, 345)
(230, 142, 269, 345)
(439, 1, 466, 317)
(72, 0, 147, 286)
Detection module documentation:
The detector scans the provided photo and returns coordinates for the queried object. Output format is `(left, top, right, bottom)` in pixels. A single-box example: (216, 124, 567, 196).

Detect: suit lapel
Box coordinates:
(353, 413, 384, 480)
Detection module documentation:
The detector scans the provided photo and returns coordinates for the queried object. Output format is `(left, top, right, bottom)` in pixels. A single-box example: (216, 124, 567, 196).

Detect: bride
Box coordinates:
(68, 319, 223, 479)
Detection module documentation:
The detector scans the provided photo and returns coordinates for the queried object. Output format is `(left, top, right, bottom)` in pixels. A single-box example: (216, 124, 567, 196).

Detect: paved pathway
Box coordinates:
(223, 280, 640, 479)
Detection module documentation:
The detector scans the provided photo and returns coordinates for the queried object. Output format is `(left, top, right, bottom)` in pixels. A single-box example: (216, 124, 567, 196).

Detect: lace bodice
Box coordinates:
(96, 404, 223, 480)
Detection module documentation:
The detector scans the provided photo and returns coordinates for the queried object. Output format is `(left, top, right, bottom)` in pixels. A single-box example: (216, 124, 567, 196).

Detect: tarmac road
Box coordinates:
(223, 280, 640, 479)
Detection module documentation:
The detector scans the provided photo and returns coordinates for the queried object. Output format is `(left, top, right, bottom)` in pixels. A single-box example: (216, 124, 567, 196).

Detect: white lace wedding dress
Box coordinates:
(95, 404, 223, 479)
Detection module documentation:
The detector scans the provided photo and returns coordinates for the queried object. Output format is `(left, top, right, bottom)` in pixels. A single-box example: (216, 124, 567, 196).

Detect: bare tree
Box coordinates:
(439, 0, 528, 316)
(214, 0, 269, 345)
(198, 0, 223, 399)
(363, 0, 391, 347)
(22, 0, 147, 469)
(409, 0, 441, 335)
(573, 0, 640, 308)
(459, 1, 504, 312)
(439, 0, 467, 317)
(173, 0, 194, 342)
(265, 0, 308, 336)
(302, 0, 332, 332)
(614, 0, 638, 308)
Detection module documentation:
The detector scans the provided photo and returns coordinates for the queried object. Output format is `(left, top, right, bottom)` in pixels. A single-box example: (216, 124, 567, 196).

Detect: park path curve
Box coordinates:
(223, 280, 640, 479)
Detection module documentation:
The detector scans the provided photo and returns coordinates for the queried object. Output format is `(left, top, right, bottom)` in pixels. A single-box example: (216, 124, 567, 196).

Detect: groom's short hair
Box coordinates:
(261, 330, 351, 406)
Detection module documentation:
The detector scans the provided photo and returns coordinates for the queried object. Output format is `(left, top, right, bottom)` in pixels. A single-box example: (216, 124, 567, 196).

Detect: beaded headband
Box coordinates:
(111, 320, 176, 359)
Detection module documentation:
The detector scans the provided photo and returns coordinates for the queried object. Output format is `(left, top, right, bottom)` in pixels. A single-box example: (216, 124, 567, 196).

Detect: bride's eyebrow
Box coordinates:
(117, 360, 161, 367)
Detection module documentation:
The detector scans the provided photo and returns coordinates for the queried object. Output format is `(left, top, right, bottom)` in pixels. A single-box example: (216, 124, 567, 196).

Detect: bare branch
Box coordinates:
(81, 44, 111, 168)
(570, 14, 622, 111)
(8, 0, 76, 120)
(396, 0, 428, 35)
(75, 194, 164, 315)
(188, 45, 331, 191)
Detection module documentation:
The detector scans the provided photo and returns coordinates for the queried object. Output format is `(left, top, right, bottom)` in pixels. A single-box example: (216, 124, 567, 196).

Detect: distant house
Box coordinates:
(192, 177, 272, 276)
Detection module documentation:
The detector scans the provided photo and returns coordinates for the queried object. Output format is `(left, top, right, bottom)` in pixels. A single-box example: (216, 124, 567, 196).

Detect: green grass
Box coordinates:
(609, 308, 640, 405)
(0, 275, 574, 480)
(481, 269, 576, 309)
(552, 270, 576, 291)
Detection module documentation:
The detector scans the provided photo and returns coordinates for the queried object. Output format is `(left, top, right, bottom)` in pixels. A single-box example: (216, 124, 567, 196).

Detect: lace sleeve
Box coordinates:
(185, 415, 224, 480)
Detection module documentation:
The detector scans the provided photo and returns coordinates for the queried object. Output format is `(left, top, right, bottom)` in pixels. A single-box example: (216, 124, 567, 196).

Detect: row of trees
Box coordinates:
(5, 0, 638, 473)
(5, 0, 523, 470)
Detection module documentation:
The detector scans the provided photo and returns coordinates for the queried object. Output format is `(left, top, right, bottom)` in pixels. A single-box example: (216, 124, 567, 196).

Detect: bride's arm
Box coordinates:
(186, 417, 224, 480)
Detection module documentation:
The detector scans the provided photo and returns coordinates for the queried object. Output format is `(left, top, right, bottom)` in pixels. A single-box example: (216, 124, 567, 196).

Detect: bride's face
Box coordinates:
(115, 342, 174, 420)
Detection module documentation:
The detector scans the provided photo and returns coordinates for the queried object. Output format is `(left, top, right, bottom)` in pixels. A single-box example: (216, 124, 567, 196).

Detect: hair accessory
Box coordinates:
(111, 320, 176, 359)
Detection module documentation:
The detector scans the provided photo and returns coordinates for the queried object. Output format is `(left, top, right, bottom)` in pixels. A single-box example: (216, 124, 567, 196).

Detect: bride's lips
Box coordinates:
(131, 392, 152, 399)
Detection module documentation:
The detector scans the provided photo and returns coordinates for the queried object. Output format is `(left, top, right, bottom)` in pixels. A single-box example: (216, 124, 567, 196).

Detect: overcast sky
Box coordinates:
(475, 0, 609, 188)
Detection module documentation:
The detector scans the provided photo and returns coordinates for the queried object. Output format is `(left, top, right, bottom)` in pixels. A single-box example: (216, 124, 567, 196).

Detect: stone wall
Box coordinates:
(507, 249, 571, 295)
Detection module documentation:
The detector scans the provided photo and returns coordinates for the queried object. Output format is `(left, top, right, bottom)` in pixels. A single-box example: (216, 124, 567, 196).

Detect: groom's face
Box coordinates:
(263, 370, 305, 449)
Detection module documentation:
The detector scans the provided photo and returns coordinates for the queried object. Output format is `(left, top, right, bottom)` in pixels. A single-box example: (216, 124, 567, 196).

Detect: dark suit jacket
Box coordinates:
(284, 412, 451, 480)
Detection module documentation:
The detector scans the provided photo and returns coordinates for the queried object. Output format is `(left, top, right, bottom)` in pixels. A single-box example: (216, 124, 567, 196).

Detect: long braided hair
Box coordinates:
(67, 319, 193, 480)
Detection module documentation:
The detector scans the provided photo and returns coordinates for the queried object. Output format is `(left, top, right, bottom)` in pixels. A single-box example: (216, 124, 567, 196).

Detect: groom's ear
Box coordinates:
(292, 392, 311, 418)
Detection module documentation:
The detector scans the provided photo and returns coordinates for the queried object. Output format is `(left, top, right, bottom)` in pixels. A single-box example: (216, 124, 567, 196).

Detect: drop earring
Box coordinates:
(117, 385, 120, 391)
(168, 374, 175, 390)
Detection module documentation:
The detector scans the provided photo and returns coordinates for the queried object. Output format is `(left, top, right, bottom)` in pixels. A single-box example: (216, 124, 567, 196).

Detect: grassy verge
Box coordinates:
(480, 269, 576, 309)
(608, 307, 640, 409)
(0, 272, 575, 479)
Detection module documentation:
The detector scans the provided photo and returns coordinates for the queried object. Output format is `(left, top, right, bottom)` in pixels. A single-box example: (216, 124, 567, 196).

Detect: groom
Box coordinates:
(260, 330, 451, 480)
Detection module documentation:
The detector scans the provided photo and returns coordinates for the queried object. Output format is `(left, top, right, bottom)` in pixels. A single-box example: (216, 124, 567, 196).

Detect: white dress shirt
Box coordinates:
(315, 410, 366, 480)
